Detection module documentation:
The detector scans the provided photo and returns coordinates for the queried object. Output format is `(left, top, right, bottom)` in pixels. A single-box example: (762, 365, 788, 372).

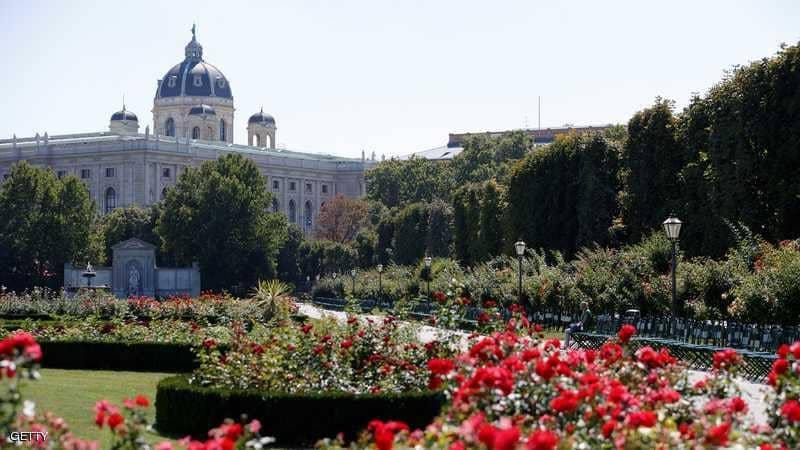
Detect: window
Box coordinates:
(105, 168, 115, 178)
(288, 200, 296, 223)
(272, 180, 279, 190)
(161, 187, 168, 200)
(193, 75, 202, 87)
(192, 127, 200, 140)
(167, 76, 177, 88)
(104, 187, 116, 214)
(321, 184, 328, 194)
(305, 183, 312, 194)
(304, 201, 312, 229)
(289, 182, 296, 191)
(219, 119, 226, 142)
(57, 170, 66, 179)
(165, 118, 175, 137)
(272, 198, 279, 213)
(162, 168, 171, 178)
(81, 169, 91, 179)
(217, 77, 226, 88)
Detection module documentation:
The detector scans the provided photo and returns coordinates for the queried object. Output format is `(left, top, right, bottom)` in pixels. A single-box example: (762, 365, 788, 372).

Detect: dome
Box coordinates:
(155, 28, 233, 100)
(249, 108, 275, 126)
(110, 108, 137, 122)
(188, 104, 216, 116)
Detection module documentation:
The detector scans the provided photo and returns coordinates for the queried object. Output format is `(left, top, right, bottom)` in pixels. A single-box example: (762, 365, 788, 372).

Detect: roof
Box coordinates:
(398, 145, 463, 160)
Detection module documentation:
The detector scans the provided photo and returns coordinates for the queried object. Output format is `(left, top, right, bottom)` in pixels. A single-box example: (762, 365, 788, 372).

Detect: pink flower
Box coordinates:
(248, 419, 262, 433)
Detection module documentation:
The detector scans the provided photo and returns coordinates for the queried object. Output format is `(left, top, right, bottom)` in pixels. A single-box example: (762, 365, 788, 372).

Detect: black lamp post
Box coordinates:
(663, 215, 683, 316)
(424, 256, 432, 297)
(350, 268, 357, 296)
(377, 264, 383, 298)
(514, 240, 526, 303)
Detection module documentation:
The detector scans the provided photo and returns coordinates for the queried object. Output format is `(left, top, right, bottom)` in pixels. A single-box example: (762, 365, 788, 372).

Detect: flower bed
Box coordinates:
(318, 323, 800, 449)
(155, 375, 443, 444)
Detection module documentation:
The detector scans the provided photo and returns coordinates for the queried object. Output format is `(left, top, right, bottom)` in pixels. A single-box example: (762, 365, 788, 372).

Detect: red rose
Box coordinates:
(107, 412, 124, 430)
(340, 339, 353, 350)
(493, 426, 520, 450)
(601, 420, 617, 438)
(626, 410, 657, 428)
(772, 358, 789, 375)
(705, 422, 730, 447)
(428, 358, 455, 375)
(527, 429, 558, 450)
(135, 395, 150, 407)
(712, 348, 741, 370)
(95, 411, 106, 428)
(550, 390, 579, 414)
(617, 324, 636, 344)
(781, 399, 800, 422)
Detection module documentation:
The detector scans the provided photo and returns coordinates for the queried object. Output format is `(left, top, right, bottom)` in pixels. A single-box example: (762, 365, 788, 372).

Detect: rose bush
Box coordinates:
(319, 323, 800, 449)
(191, 315, 458, 394)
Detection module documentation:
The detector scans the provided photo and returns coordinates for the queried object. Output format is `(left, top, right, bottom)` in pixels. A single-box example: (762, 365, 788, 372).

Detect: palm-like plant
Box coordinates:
(252, 279, 292, 323)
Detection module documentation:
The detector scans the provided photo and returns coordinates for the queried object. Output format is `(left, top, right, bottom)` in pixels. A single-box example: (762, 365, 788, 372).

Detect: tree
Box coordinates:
(479, 180, 504, 258)
(276, 224, 304, 285)
(452, 184, 482, 264)
(0, 162, 96, 290)
(619, 98, 684, 242)
(452, 131, 532, 185)
(315, 194, 368, 243)
(99, 205, 167, 265)
(426, 199, 454, 258)
(506, 133, 619, 256)
(365, 157, 454, 208)
(157, 154, 287, 291)
(393, 202, 429, 265)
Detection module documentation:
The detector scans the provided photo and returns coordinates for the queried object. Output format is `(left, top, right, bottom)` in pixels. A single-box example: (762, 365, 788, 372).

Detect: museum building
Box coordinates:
(0, 27, 372, 235)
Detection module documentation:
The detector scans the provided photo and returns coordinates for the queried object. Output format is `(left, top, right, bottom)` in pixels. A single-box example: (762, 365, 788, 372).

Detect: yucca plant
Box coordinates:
(252, 279, 292, 323)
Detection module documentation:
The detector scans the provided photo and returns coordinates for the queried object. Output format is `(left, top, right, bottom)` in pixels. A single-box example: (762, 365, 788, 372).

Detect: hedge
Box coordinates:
(155, 375, 444, 445)
(39, 341, 196, 372)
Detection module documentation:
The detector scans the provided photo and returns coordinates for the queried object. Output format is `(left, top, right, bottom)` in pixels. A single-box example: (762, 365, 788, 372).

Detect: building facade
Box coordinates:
(0, 27, 370, 235)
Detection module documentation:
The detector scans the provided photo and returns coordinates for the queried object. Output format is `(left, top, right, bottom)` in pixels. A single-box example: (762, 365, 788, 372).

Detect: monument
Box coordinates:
(64, 238, 201, 298)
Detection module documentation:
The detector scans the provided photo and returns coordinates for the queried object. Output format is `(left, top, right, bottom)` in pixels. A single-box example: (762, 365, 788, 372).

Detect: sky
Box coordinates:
(1, 1, 799, 158)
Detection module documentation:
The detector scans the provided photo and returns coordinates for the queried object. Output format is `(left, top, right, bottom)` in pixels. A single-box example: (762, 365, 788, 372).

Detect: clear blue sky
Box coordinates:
(1, 1, 799, 158)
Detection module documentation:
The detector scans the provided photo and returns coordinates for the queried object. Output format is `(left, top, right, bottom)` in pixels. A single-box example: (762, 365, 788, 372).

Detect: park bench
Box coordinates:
(313, 297, 348, 310)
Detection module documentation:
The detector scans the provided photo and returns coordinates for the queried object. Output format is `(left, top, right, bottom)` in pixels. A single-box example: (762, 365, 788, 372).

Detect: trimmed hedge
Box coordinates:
(155, 375, 444, 445)
(39, 341, 196, 372)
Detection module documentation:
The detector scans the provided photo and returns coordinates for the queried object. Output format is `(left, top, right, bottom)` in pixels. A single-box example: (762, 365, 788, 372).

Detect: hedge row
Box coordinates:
(39, 341, 196, 372)
(155, 375, 444, 445)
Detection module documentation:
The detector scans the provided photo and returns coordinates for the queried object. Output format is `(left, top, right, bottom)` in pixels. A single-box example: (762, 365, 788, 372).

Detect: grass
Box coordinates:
(22, 369, 177, 446)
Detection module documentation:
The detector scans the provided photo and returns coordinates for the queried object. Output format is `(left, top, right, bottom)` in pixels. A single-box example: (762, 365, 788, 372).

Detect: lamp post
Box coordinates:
(424, 256, 432, 297)
(663, 215, 683, 316)
(350, 268, 357, 296)
(377, 264, 383, 298)
(514, 240, 526, 303)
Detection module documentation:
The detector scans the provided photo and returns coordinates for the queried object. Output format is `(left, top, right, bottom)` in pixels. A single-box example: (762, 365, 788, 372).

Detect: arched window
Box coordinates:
(192, 126, 200, 140)
(165, 118, 175, 137)
(304, 201, 312, 229)
(105, 187, 116, 214)
(288, 200, 296, 223)
(272, 198, 279, 213)
(207, 126, 214, 140)
(219, 119, 226, 141)
(255, 134, 261, 147)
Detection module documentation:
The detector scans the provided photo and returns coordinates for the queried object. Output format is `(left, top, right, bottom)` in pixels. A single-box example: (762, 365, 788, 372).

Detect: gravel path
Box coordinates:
(296, 301, 771, 424)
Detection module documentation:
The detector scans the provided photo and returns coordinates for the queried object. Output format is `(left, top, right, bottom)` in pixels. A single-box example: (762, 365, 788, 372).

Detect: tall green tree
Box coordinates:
(619, 98, 684, 241)
(365, 157, 454, 208)
(0, 162, 96, 290)
(157, 154, 287, 291)
(506, 134, 619, 256)
(393, 202, 429, 265)
(426, 199, 454, 257)
(479, 180, 504, 258)
(99, 205, 170, 265)
(452, 184, 483, 264)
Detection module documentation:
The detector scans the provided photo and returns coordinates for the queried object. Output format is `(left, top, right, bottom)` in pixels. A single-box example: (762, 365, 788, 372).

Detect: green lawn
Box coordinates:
(22, 369, 177, 446)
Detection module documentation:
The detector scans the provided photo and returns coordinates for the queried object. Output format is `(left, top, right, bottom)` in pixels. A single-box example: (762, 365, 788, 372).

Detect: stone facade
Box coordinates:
(0, 27, 373, 235)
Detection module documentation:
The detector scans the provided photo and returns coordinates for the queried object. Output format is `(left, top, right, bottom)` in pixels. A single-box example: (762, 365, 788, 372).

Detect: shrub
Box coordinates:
(155, 375, 444, 444)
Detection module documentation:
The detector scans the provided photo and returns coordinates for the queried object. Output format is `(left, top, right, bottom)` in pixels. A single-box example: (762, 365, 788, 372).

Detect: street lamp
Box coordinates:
(514, 239, 526, 303)
(424, 256, 432, 296)
(350, 268, 357, 296)
(377, 264, 383, 298)
(663, 215, 683, 316)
